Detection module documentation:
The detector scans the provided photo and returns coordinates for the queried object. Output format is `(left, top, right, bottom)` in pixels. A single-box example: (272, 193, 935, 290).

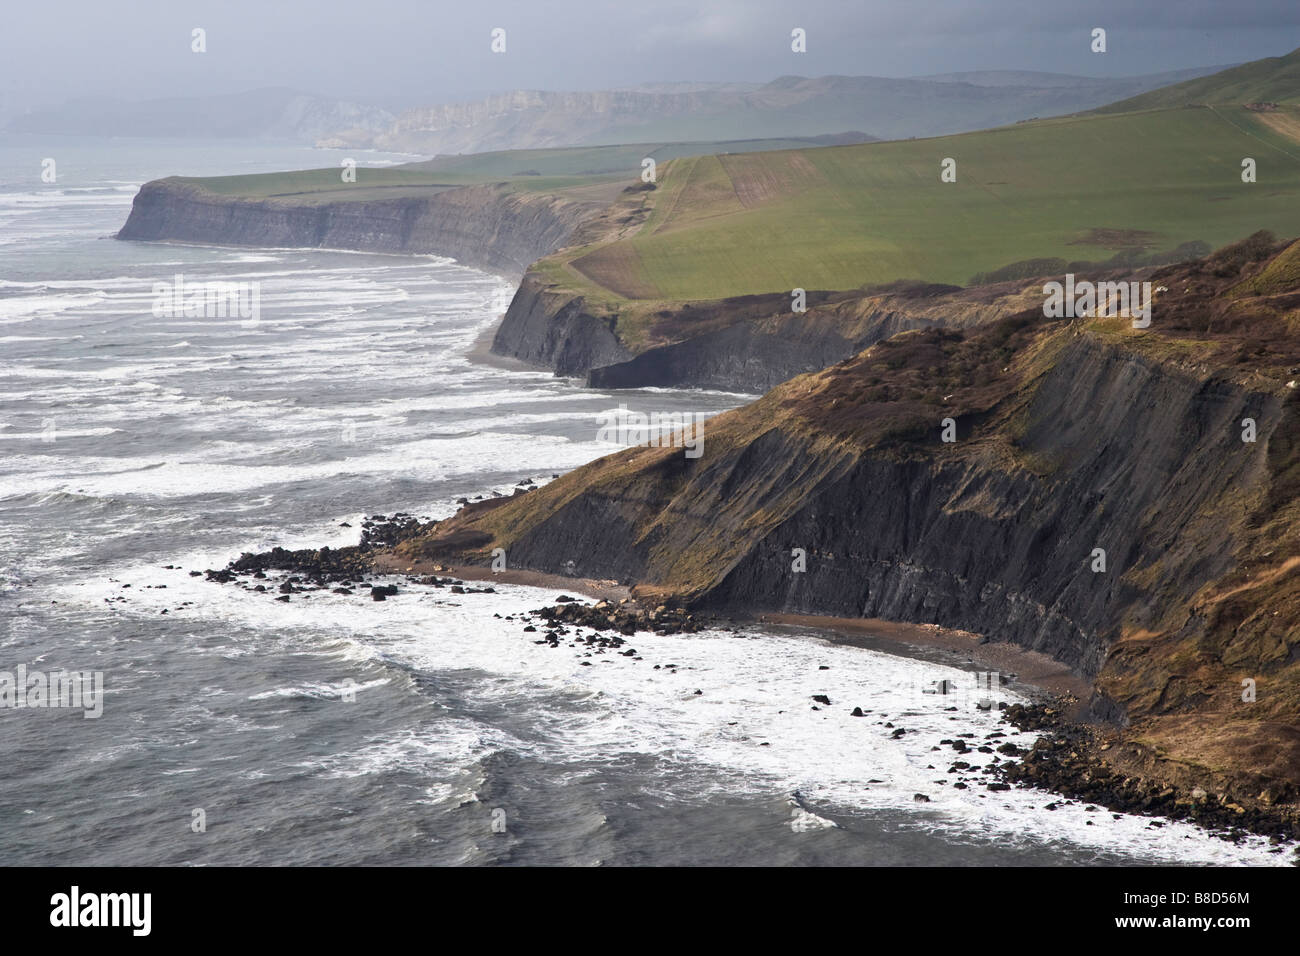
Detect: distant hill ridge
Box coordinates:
(335, 65, 1226, 154)
(7, 64, 1229, 150)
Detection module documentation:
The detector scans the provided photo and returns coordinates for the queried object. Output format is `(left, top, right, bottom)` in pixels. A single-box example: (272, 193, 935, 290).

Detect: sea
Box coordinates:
(0, 136, 1288, 866)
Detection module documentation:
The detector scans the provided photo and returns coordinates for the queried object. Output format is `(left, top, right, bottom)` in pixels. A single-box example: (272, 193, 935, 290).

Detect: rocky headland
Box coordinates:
(387, 235, 1300, 836)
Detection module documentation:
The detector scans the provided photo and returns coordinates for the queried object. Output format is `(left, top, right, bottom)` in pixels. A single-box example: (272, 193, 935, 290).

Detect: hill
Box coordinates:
(553, 107, 1300, 301)
(1095, 46, 1300, 112)
(118, 47, 1300, 391)
(170, 135, 876, 203)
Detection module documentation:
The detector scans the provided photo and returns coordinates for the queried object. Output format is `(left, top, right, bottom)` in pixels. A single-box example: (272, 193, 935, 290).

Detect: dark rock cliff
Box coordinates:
(702, 335, 1277, 681)
(428, 331, 1275, 685)
(492, 277, 1038, 392)
(117, 179, 604, 277)
(490, 273, 634, 374)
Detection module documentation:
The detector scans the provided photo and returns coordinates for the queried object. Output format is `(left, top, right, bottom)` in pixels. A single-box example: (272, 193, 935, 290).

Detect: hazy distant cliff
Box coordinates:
(327, 67, 1223, 154)
(117, 178, 605, 277)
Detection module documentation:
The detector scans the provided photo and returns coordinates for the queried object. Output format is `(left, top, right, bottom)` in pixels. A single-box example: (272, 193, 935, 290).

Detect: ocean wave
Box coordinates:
(0, 426, 122, 440)
(0, 292, 108, 322)
(48, 558, 1282, 866)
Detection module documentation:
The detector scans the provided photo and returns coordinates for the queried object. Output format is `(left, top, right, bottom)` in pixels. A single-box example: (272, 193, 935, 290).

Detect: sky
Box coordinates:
(1, 0, 1298, 111)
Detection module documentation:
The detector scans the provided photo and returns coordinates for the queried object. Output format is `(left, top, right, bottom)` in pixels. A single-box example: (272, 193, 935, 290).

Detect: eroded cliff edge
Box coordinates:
(117, 178, 605, 277)
(491, 272, 1047, 392)
(396, 236, 1300, 809)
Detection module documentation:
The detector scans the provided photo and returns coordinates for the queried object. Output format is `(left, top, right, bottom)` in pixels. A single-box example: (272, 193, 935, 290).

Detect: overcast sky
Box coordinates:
(1, 0, 1298, 108)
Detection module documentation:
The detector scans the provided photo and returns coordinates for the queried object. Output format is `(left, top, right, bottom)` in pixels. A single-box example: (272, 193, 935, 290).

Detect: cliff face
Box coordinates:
(704, 334, 1275, 679)
(490, 272, 634, 374)
(419, 329, 1273, 681)
(117, 179, 604, 277)
(119, 173, 1048, 394)
(397, 237, 1300, 798)
(492, 276, 1045, 392)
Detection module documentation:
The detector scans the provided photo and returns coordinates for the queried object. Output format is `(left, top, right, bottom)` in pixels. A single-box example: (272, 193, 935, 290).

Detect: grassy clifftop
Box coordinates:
(162, 137, 867, 205)
(541, 104, 1300, 309)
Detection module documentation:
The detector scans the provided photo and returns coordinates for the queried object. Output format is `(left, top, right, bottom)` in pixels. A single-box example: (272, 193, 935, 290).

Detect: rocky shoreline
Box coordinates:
(490, 269, 1040, 393)
(995, 704, 1300, 853)
(195, 491, 717, 635)
(177, 483, 1298, 854)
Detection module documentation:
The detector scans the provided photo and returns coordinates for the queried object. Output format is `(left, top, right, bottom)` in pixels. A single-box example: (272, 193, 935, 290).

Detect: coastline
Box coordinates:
(751, 612, 1094, 707)
(117, 190, 1095, 714)
(368, 530, 1300, 845)
(374, 553, 1087, 703)
(177, 473, 1298, 852)
(113, 198, 1300, 849)
(465, 315, 549, 373)
(116, 178, 603, 278)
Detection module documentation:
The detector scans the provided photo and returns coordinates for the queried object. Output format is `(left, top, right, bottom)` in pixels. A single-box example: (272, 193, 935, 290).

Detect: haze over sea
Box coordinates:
(0, 138, 1285, 865)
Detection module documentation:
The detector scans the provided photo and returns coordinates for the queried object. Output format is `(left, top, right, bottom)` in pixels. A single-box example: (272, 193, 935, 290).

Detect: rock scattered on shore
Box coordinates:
(531, 598, 705, 636)
(996, 703, 1300, 845)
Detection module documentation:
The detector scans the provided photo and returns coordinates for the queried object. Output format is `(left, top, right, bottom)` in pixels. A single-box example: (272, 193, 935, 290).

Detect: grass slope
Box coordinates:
(555, 105, 1300, 305)
(1094, 46, 1300, 112)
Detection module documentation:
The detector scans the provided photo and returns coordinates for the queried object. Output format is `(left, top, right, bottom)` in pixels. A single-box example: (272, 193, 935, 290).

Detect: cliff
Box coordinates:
(492, 272, 1053, 392)
(490, 271, 635, 374)
(117, 178, 606, 277)
(397, 235, 1300, 806)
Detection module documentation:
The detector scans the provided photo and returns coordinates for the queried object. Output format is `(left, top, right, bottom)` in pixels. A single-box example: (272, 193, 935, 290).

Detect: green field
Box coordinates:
(553, 104, 1300, 303)
(177, 137, 863, 204)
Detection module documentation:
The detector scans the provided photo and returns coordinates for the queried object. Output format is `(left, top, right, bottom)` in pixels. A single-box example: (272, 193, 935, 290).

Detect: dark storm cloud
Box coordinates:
(0, 0, 1296, 110)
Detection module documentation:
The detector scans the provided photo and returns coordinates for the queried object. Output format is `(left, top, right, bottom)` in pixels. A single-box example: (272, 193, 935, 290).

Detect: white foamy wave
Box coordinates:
(0, 431, 600, 500)
(0, 292, 108, 323)
(294, 724, 511, 780)
(0, 426, 121, 441)
(0, 189, 134, 209)
(247, 678, 389, 702)
(48, 564, 1291, 867)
